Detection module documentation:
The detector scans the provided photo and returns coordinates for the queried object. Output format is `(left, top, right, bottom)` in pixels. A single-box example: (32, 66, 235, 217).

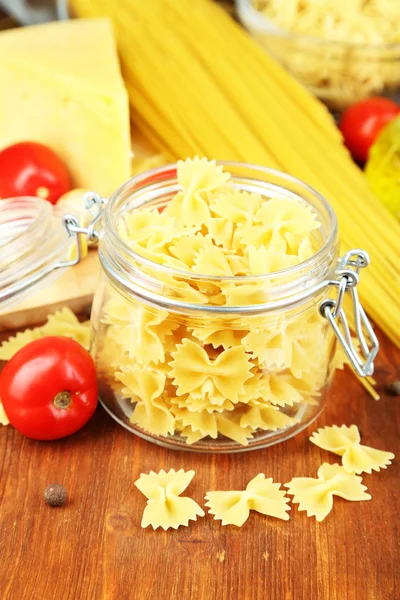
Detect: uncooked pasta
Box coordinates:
(309, 424, 395, 474)
(250, 0, 400, 108)
(205, 474, 290, 526)
(285, 463, 371, 521)
(134, 469, 204, 530)
(95, 158, 335, 446)
(0, 307, 90, 361)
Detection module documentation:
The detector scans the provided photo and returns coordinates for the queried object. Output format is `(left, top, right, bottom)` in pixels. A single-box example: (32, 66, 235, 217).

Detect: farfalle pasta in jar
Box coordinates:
(88, 159, 378, 452)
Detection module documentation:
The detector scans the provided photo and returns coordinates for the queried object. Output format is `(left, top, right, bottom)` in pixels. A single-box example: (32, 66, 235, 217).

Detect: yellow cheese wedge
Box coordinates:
(0, 18, 131, 198)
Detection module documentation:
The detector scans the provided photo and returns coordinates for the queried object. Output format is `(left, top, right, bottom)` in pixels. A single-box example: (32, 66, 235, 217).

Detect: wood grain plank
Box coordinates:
(0, 326, 399, 600)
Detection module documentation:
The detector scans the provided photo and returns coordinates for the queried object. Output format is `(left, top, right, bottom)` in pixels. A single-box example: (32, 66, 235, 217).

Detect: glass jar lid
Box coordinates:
(0, 197, 73, 312)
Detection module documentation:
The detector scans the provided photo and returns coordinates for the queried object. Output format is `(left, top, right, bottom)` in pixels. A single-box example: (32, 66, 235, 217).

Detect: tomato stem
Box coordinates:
(36, 186, 50, 199)
(53, 391, 72, 409)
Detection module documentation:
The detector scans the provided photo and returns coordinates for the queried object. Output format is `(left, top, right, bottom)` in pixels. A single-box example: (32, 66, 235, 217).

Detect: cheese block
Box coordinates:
(0, 18, 131, 198)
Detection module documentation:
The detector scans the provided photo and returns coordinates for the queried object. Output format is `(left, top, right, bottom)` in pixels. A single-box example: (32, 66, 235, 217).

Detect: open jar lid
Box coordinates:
(0, 197, 73, 312)
(0, 192, 104, 313)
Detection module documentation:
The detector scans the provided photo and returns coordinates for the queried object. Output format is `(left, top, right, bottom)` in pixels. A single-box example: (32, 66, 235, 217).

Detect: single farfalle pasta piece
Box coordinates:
(104, 297, 177, 365)
(285, 463, 371, 521)
(164, 157, 229, 226)
(130, 396, 175, 437)
(178, 156, 230, 198)
(134, 469, 204, 530)
(116, 364, 175, 436)
(169, 338, 253, 402)
(205, 474, 290, 527)
(310, 425, 395, 474)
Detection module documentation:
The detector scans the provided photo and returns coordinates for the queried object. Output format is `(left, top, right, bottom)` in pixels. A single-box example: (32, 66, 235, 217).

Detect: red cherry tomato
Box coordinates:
(339, 97, 400, 163)
(140, 167, 177, 186)
(0, 141, 71, 204)
(0, 337, 98, 440)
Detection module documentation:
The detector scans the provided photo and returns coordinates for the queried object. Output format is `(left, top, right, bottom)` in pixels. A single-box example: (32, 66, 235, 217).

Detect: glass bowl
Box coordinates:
(236, 0, 400, 112)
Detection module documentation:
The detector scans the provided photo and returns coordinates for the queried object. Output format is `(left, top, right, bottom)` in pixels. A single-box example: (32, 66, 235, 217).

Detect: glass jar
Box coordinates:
(236, 0, 400, 112)
(87, 162, 378, 453)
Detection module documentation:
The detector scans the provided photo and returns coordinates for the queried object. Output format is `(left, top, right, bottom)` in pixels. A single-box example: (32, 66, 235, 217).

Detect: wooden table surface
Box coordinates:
(0, 323, 398, 600)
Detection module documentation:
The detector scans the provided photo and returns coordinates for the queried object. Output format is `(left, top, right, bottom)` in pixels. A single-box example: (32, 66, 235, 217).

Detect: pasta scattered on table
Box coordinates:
(0, 308, 90, 361)
(310, 425, 395, 474)
(134, 469, 204, 530)
(285, 463, 371, 521)
(205, 474, 290, 527)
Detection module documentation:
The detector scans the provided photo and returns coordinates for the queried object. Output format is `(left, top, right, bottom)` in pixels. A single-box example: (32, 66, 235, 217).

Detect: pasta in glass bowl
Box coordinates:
(236, 0, 400, 112)
(90, 159, 377, 453)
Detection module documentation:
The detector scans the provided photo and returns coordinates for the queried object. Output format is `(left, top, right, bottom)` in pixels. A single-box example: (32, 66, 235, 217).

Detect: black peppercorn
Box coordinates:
(44, 484, 67, 507)
(386, 381, 400, 396)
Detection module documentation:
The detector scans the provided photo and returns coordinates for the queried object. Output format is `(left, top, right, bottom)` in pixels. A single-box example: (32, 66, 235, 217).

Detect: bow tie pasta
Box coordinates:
(310, 425, 395, 474)
(95, 158, 339, 447)
(205, 474, 291, 527)
(135, 469, 204, 530)
(285, 463, 371, 521)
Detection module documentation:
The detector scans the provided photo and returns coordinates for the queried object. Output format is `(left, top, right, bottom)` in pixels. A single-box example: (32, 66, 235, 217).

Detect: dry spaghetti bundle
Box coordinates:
(71, 0, 400, 348)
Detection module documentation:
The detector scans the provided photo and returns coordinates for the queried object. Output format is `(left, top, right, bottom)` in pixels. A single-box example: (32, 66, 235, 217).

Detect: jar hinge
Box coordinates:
(63, 192, 106, 245)
(320, 250, 379, 378)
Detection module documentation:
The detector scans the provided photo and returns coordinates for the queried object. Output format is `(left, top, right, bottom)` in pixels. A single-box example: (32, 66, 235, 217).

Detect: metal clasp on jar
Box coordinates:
(320, 250, 379, 377)
(63, 192, 106, 249)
